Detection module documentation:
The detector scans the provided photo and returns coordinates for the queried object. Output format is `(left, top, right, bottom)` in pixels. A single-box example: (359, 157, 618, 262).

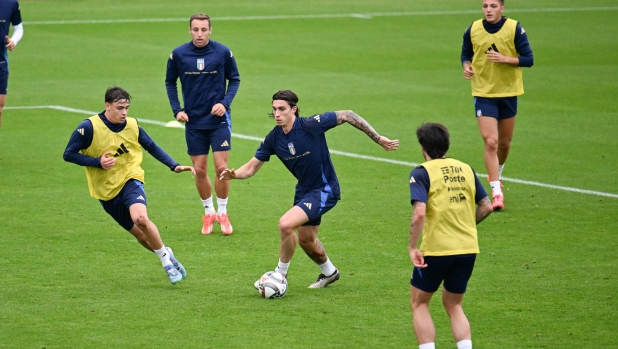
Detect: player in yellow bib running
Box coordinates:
(63, 86, 195, 285)
(461, 0, 534, 210)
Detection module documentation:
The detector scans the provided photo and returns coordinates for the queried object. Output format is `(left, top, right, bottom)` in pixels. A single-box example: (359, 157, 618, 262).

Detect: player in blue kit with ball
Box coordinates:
(220, 90, 399, 289)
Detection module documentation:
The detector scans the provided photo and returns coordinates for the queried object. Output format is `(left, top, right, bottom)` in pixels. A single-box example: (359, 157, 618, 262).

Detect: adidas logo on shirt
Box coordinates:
(114, 143, 130, 157)
(221, 140, 229, 147)
(77, 128, 84, 135)
(137, 195, 145, 201)
(304, 203, 312, 210)
(313, 115, 321, 122)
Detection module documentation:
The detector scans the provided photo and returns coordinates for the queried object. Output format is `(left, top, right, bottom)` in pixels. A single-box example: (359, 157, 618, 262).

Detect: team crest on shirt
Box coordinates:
(197, 58, 205, 71)
(288, 142, 296, 155)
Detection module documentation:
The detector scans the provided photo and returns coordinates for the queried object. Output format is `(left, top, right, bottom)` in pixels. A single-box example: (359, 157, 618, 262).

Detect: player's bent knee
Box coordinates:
(134, 215, 150, 229)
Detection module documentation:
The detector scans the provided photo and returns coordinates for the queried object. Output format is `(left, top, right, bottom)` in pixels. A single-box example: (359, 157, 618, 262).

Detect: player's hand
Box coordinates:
(174, 165, 196, 175)
(219, 168, 236, 180)
(463, 64, 475, 80)
(378, 136, 399, 151)
(176, 111, 189, 123)
(5, 36, 15, 51)
(486, 50, 510, 64)
(100, 151, 116, 169)
(211, 103, 227, 117)
(409, 247, 427, 268)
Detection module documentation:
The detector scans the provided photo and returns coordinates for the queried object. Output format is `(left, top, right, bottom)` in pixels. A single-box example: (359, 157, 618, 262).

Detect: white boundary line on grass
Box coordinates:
(23, 7, 618, 25)
(6, 104, 618, 199)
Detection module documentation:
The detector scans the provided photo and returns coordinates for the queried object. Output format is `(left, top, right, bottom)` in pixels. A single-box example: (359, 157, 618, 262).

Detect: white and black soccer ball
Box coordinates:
(256, 271, 287, 299)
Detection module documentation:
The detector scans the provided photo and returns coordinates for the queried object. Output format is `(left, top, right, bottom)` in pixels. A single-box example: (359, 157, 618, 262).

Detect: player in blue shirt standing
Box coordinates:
(166, 13, 241, 235)
(0, 0, 24, 127)
(220, 90, 399, 290)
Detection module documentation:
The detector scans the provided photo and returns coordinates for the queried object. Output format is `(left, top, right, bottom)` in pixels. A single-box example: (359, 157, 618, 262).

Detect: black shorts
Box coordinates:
(99, 179, 147, 231)
(185, 127, 232, 155)
(293, 188, 339, 226)
(411, 254, 476, 294)
(474, 96, 518, 119)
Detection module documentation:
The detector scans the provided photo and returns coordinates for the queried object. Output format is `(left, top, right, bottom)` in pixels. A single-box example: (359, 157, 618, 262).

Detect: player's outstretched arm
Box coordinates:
(475, 196, 493, 224)
(220, 157, 264, 181)
(174, 165, 196, 175)
(335, 110, 399, 151)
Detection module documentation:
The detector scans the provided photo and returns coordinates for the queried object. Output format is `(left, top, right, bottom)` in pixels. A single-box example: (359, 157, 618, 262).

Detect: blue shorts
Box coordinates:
(99, 179, 147, 231)
(294, 188, 340, 226)
(411, 254, 476, 294)
(474, 96, 518, 119)
(0, 66, 8, 95)
(185, 127, 232, 156)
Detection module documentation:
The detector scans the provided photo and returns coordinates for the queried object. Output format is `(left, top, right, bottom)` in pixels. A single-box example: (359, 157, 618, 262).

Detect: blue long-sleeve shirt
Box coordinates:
(63, 112, 180, 171)
(165, 40, 241, 130)
(461, 16, 534, 67)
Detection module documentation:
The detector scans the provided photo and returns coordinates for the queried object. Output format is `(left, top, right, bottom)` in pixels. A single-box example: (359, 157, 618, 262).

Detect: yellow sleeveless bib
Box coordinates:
(82, 116, 145, 200)
(419, 159, 479, 256)
(470, 18, 524, 97)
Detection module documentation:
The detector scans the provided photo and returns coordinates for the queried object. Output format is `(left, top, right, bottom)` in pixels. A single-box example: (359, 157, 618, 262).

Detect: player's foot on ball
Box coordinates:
(308, 269, 340, 289)
(166, 247, 187, 279)
(217, 213, 233, 235)
(164, 264, 183, 285)
(492, 194, 505, 211)
(201, 213, 218, 235)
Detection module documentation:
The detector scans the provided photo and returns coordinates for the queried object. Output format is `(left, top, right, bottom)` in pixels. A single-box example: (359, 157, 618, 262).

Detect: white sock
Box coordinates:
(154, 246, 173, 267)
(202, 196, 215, 215)
(498, 163, 505, 180)
(275, 260, 290, 276)
(318, 258, 337, 276)
(217, 197, 228, 214)
(457, 339, 472, 349)
(490, 180, 503, 196)
(419, 343, 435, 349)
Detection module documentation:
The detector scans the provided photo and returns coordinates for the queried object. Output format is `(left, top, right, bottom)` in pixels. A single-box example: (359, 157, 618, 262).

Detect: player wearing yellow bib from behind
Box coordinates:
(461, 0, 534, 210)
(63, 86, 195, 285)
(408, 123, 493, 349)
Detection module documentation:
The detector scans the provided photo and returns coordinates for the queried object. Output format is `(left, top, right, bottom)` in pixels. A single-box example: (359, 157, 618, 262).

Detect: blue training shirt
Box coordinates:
(165, 40, 241, 130)
(409, 165, 487, 204)
(63, 112, 180, 170)
(0, 0, 22, 66)
(255, 112, 341, 198)
(460, 16, 534, 68)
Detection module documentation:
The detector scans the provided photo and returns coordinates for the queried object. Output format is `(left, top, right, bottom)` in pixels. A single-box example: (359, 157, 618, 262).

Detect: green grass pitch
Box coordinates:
(1, 0, 617, 347)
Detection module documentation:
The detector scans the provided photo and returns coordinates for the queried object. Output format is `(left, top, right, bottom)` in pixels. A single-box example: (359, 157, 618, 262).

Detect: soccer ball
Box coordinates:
(256, 271, 288, 299)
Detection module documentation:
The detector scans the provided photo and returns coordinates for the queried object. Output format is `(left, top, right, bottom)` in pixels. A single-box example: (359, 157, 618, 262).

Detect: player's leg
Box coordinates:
(278, 206, 309, 263)
(497, 116, 515, 176)
(186, 129, 217, 234)
(128, 225, 153, 251)
(411, 286, 437, 347)
(0, 94, 6, 128)
(0, 68, 7, 127)
(442, 289, 471, 347)
(496, 97, 518, 182)
(213, 149, 233, 234)
(129, 202, 182, 284)
(442, 254, 476, 348)
(295, 190, 340, 288)
(476, 116, 499, 183)
(190, 154, 212, 206)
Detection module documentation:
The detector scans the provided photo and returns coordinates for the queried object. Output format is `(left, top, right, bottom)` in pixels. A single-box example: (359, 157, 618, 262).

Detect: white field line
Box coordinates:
(23, 7, 618, 25)
(7, 105, 618, 199)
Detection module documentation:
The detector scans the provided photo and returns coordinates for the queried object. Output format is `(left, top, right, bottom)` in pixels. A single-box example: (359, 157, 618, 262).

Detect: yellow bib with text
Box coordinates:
(82, 116, 145, 200)
(419, 159, 479, 256)
(470, 18, 523, 97)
